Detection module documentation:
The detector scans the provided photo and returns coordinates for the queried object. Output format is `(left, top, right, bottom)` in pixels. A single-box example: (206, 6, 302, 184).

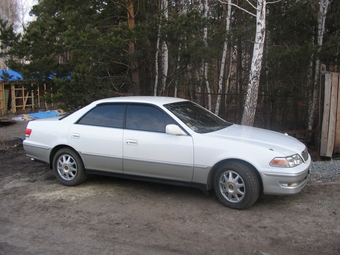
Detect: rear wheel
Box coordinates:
(53, 148, 87, 186)
(214, 161, 261, 210)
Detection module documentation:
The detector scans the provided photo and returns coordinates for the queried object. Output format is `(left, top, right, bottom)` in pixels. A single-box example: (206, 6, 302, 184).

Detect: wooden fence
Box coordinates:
(320, 72, 340, 157)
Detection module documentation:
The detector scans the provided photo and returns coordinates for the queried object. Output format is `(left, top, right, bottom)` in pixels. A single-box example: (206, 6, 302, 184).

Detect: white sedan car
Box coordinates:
(23, 96, 311, 209)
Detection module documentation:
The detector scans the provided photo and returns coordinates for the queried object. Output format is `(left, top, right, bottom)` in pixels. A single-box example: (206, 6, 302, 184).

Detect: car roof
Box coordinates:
(93, 96, 189, 106)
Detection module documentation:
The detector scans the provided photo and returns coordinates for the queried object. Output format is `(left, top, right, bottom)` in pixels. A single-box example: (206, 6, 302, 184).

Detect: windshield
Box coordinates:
(164, 101, 232, 133)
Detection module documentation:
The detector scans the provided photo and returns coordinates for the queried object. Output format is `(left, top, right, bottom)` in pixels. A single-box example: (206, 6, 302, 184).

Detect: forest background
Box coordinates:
(0, 0, 339, 139)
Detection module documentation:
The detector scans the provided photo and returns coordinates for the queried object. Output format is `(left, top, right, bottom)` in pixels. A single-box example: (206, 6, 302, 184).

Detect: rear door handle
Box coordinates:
(126, 139, 138, 146)
(71, 133, 80, 139)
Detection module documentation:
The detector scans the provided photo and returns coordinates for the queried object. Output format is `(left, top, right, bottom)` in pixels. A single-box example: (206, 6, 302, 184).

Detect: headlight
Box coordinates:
(269, 154, 303, 168)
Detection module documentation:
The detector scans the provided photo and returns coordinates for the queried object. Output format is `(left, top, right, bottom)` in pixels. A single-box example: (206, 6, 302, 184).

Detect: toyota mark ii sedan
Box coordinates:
(23, 96, 311, 209)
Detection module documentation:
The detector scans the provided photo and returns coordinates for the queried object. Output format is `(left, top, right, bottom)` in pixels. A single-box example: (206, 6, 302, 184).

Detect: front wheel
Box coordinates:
(53, 148, 87, 186)
(214, 161, 261, 210)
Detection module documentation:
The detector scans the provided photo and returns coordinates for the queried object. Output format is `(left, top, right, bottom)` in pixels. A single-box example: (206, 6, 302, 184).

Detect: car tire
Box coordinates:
(214, 161, 261, 210)
(53, 148, 87, 186)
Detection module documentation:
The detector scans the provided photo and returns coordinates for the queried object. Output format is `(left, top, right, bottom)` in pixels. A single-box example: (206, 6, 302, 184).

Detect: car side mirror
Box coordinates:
(166, 124, 186, 136)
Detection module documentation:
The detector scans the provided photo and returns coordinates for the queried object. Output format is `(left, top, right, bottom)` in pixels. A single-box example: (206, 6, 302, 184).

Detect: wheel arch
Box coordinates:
(206, 159, 263, 192)
(49, 145, 82, 169)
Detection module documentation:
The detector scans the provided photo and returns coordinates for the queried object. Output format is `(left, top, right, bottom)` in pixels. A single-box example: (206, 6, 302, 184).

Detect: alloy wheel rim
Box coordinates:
(219, 170, 245, 203)
(57, 154, 77, 181)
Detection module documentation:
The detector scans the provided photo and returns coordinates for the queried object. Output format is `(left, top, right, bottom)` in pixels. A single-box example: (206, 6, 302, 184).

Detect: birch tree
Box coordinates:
(241, 0, 266, 126)
(154, 22, 161, 96)
(200, 0, 212, 110)
(218, 0, 277, 124)
(154, 0, 169, 96)
(160, 0, 169, 95)
(215, 0, 232, 115)
(307, 0, 332, 130)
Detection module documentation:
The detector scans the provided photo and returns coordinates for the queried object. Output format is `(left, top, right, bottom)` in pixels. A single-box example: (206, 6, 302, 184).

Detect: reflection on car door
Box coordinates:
(123, 104, 194, 182)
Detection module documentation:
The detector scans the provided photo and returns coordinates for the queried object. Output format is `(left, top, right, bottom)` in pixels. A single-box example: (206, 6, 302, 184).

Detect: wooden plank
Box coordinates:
(31, 88, 35, 111)
(10, 85, 16, 113)
(320, 73, 332, 157)
(326, 72, 339, 156)
(0, 83, 4, 115)
(37, 83, 40, 107)
(23, 91, 29, 109)
(20, 86, 25, 109)
(335, 73, 340, 154)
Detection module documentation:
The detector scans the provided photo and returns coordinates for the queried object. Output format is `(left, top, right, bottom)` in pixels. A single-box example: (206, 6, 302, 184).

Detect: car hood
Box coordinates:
(206, 124, 306, 156)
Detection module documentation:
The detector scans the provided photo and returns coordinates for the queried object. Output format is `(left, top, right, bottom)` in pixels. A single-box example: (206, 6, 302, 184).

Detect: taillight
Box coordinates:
(25, 129, 32, 138)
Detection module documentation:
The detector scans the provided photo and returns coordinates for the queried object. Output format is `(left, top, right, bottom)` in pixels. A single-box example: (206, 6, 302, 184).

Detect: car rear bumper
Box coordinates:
(23, 142, 51, 164)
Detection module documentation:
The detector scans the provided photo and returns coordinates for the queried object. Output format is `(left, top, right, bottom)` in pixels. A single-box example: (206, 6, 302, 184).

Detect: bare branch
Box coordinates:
(267, 0, 282, 4)
(245, 0, 257, 10)
(218, 0, 256, 17)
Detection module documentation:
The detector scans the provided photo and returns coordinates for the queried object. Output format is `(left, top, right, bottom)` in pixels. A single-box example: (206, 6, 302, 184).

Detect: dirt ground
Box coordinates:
(1, 119, 340, 255)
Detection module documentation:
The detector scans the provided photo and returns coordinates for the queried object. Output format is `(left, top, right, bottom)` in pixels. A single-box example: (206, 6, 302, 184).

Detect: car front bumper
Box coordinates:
(261, 163, 310, 195)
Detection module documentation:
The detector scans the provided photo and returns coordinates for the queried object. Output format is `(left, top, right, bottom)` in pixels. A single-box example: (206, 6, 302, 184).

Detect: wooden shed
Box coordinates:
(0, 70, 35, 115)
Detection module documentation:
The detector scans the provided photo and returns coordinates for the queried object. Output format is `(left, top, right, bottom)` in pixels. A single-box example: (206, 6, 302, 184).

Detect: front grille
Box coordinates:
(301, 148, 309, 161)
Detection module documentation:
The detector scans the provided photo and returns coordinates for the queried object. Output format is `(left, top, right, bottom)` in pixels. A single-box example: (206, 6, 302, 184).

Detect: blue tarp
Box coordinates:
(0, 70, 23, 82)
(27, 110, 60, 119)
(0, 70, 72, 82)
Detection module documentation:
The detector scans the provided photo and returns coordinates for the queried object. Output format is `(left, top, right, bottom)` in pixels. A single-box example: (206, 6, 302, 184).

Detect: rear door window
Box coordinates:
(77, 103, 126, 128)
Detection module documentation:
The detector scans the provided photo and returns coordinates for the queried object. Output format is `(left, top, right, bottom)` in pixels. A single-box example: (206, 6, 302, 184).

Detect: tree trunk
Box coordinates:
(160, 0, 169, 96)
(154, 0, 168, 96)
(174, 2, 188, 98)
(154, 24, 161, 96)
(236, 36, 243, 123)
(127, 0, 140, 95)
(174, 44, 182, 98)
(202, 0, 211, 110)
(215, 0, 231, 115)
(308, 0, 331, 130)
(241, 0, 266, 126)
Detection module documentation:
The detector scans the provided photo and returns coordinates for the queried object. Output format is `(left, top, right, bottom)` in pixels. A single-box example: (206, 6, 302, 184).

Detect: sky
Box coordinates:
(23, 0, 38, 24)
